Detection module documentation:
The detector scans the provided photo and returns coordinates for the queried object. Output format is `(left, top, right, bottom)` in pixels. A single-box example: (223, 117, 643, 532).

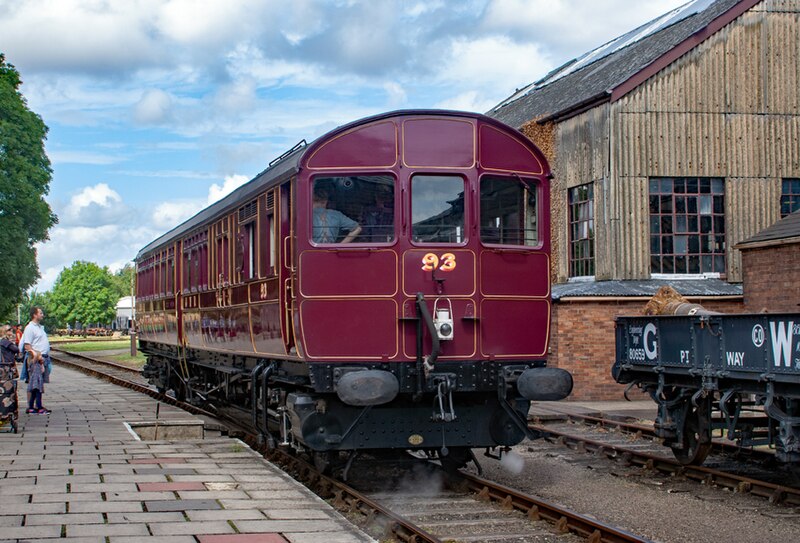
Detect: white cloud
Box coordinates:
(35, 223, 158, 291)
(437, 36, 552, 99)
(134, 89, 175, 125)
(208, 174, 250, 204)
(151, 200, 204, 230)
(383, 81, 408, 108)
(482, 0, 689, 56)
(148, 173, 251, 232)
(60, 183, 129, 227)
(69, 183, 122, 213)
(155, 0, 266, 47)
(436, 91, 496, 114)
(213, 80, 257, 116)
(0, 0, 163, 74)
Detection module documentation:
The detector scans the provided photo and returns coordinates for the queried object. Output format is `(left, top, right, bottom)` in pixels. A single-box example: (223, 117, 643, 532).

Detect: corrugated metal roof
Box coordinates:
(488, 0, 744, 127)
(736, 210, 800, 247)
(552, 278, 742, 300)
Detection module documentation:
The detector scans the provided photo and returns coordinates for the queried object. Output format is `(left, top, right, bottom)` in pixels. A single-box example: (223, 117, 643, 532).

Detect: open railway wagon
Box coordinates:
(614, 313, 800, 466)
(136, 109, 573, 473)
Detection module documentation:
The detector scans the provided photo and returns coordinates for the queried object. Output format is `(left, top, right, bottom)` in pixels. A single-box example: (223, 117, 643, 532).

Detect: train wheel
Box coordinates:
(313, 451, 335, 474)
(671, 403, 712, 465)
(439, 447, 472, 474)
(170, 381, 187, 403)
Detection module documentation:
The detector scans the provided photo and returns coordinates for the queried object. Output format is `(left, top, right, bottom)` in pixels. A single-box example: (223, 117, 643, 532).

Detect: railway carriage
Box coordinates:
(136, 110, 572, 469)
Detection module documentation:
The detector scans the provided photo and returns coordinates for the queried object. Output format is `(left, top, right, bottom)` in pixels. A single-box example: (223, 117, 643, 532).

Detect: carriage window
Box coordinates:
(480, 176, 538, 246)
(311, 176, 395, 244)
(412, 175, 465, 243)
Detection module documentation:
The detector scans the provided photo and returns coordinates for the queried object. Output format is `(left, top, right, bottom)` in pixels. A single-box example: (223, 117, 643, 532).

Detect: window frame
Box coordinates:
(568, 183, 595, 278)
(649, 177, 726, 276)
(478, 174, 542, 249)
(780, 178, 800, 218)
(409, 173, 468, 247)
(309, 174, 397, 246)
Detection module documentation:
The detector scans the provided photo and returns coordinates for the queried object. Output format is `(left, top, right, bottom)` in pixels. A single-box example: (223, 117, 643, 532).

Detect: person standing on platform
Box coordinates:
(20, 307, 51, 414)
(0, 325, 20, 376)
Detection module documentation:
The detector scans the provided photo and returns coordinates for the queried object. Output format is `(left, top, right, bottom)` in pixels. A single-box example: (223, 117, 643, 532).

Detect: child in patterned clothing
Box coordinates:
(26, 352, 49, 414)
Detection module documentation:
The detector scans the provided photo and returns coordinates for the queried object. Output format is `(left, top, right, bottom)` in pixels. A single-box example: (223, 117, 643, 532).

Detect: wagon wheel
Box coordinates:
(671, 402, 712, 465)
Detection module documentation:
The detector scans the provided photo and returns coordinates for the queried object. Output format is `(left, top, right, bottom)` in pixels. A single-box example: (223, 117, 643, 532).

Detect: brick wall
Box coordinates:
(741, 243, 800, 312)
(549, 297, 744, 401)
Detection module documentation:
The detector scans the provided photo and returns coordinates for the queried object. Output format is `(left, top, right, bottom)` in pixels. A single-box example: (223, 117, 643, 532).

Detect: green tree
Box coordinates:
(111, 263, 135, 299)
(18, 290, 57, 328)
(0, 54, 58, 318)
(49, 261, 117, 327)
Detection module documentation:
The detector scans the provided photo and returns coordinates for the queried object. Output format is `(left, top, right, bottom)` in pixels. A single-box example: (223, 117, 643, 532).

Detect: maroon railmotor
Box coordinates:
(137, 110, 572, 470)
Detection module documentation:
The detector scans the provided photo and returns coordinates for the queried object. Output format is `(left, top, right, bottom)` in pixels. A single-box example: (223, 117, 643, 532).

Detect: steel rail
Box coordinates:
(456, 471, 651, 543)
(533, 411, 775, 462)
(50, 347, 144, 376)
(530, 423, 800, 506)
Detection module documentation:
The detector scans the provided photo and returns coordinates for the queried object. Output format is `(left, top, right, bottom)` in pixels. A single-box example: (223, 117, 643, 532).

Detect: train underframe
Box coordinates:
(628, 375, 800, 465)
(140, 342, 567, 472)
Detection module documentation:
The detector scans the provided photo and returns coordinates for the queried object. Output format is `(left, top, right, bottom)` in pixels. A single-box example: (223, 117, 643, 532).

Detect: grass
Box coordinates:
(108, 352, 147, 368)
(58, 339, 133, 352)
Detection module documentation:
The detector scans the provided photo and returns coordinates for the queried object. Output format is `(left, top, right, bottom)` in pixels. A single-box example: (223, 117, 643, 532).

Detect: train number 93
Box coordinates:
(421, 252, 456, 272)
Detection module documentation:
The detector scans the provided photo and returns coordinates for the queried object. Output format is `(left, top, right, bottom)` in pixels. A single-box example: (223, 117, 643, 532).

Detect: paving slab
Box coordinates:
(0, 365, 375, 542)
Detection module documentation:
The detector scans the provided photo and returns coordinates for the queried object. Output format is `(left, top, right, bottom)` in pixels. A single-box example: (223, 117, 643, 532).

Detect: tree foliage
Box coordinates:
(0, 54, 58, 318)
(112, 263, 135, 299)
(17, 290, 54, 328)
(49, 261, 118, 327)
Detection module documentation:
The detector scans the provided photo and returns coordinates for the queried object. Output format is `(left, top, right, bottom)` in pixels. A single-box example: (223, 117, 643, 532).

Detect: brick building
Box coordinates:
(489, 0, 800, 399)
(736, 210, 800, 312)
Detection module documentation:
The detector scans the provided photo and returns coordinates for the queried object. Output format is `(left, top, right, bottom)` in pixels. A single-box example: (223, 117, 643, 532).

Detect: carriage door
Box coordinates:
(279, 181, 296, 353)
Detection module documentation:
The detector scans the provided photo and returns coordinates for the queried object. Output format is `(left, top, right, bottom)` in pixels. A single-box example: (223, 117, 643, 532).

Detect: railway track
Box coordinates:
(530, 418, 800, 507)
(535, 411, 776, 463)
(50, 350, 652, 543)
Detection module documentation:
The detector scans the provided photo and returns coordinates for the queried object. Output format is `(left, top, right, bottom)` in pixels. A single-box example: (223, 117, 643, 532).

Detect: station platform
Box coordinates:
(0, 366, 376, 543)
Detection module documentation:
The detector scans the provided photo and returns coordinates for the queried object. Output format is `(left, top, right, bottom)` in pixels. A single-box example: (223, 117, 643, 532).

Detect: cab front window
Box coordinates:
(480, 175, 539, 246)
(411, 175, 465, 244)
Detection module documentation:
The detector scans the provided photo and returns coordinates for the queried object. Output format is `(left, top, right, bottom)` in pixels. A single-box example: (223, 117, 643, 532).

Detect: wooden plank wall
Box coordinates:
(551, 106, 609, 281)
(554, 1, 800, 283)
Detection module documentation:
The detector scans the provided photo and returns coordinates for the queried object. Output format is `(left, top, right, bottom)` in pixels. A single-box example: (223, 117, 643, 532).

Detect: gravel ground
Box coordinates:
(469, 438, 800, 543)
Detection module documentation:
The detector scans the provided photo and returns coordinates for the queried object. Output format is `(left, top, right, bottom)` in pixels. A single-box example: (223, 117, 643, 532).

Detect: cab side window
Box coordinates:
(480, 175, 539, 246)
(311, 176, 395, 244)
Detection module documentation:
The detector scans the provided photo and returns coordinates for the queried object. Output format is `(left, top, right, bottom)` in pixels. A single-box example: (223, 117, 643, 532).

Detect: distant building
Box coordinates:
(489, 0, 800, 399)
(115, 296, 134, 331)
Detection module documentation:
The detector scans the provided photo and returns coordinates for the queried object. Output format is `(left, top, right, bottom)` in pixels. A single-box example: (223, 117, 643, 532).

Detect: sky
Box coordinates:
(0, 0, 688, 291)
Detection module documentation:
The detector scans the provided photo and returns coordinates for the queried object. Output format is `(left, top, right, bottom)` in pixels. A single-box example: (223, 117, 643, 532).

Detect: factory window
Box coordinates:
(568, 183, 594, 277)
(649, 177, 725, 275)
(480, 175, 539, 246)
(780, 178, 800, 218)
(411, 175, 465, 244)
